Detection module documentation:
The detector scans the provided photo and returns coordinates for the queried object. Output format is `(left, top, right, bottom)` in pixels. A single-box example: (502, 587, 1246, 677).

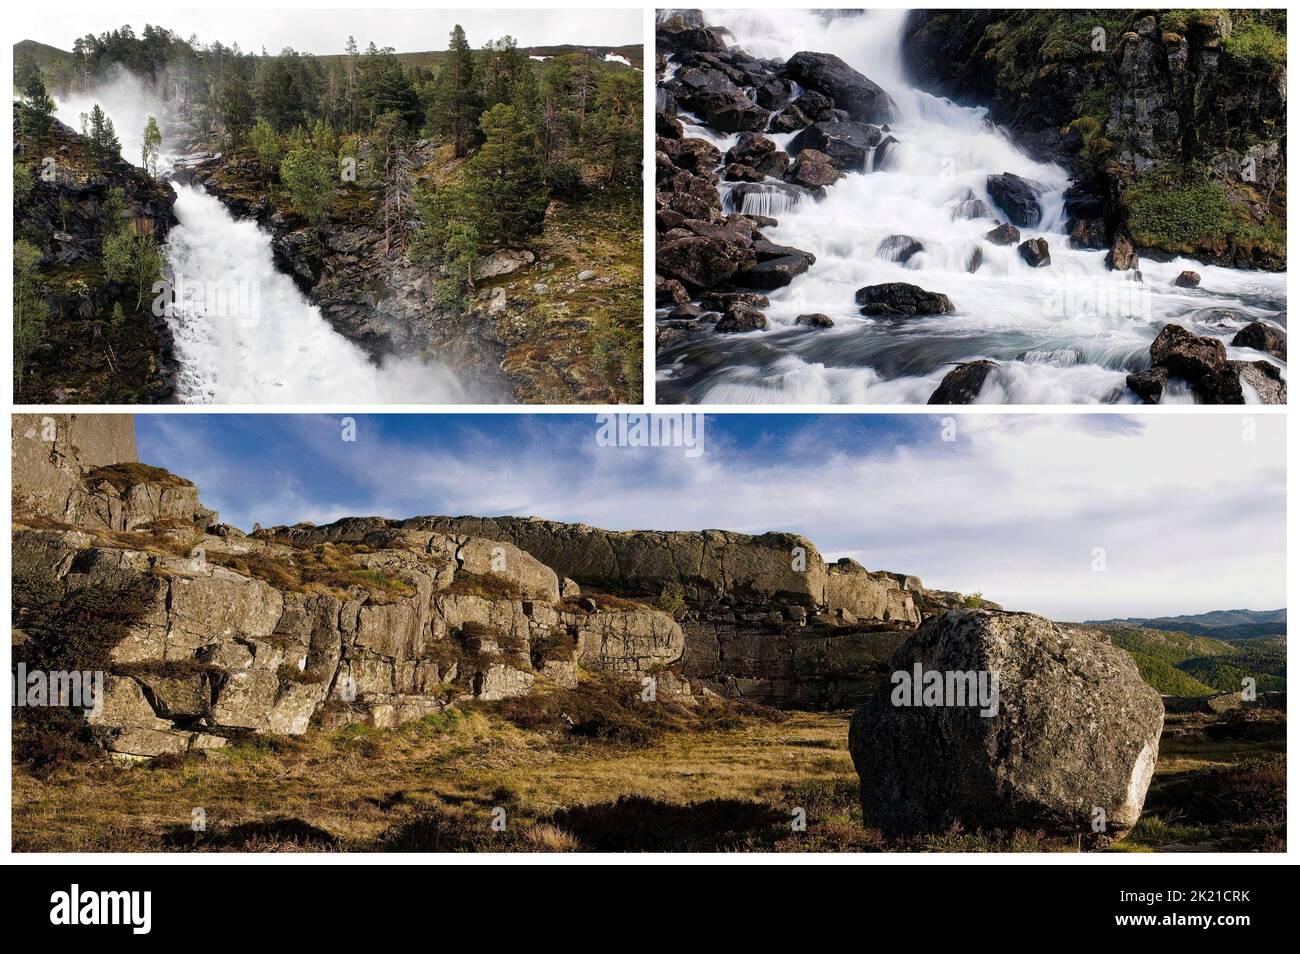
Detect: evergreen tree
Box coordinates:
(86, 105, 122, 166)
(219, 73, 256, 146)
(13, 240, 48, 390)
(441, 25, 479, 157)
(470, 103, 547, 242)
(249, 117, 282, 179)
(280, 143, 336, 226)
(20, 71, 57, 149)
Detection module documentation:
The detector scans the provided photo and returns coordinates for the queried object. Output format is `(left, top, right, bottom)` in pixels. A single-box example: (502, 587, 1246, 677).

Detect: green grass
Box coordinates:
(1223, 19, 1287, 69)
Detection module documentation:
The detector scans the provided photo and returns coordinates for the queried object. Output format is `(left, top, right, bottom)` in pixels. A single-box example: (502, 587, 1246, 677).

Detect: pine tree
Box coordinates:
(443, 25, 478, 157)
(13, 239, 48, 390)
(20, 71, 57, 150)
(468, 103, 547, 242)
(86, 105, 122, 167)
(280, 143, 336, 226)
(219, 73, 256, 146)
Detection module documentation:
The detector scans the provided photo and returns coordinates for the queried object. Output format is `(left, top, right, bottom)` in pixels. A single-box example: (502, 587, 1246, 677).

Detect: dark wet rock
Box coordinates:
(1233, 360, 1287, 404)
(725, 133, 790, 178)
(965, 247, 983, 273)
(1068, 217, 1107, 249)
(1231, 321, 1286, 360)
(1173, 270, 1201, 288)
(984, 223, 1020, 246)
(738, 254, 812, 290)
(788, 120, 882, 172)
(872, 134, 900, 168)
(927, 360, 995, 404)
(671, 67, 769, 132)
(754, 240, 815, 265)
(1105, 231, 1138, 271)
(660, 136, 722, 175)
(723, 163, 766, 182)
(700, 291, 770, 311)
(849, 610, 1163, 840)
(1126, 367, 1170, 404)
(655, 275, 690, 307)
(715, 302, 769, 333)
(1017, 237, 1051, 267)
(656, 108, 684, 140)
(785, 148, 842, 188)
(656, 235, 753, 293)
(795, 313, 835, 328)
(665, 26, 730, 54)
(855, 283, 955, 317)
(756, 77, 799, 110)
(727, 180, 821, 213)
(878, 234, 925, 264)
(666, 303, 708, 320)
(986, 172, 1042, 227)
(1148, 324, 1243, 403)
(782, 51, 896, 123)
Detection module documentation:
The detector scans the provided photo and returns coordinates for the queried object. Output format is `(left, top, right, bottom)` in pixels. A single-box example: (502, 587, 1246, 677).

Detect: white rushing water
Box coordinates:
(658, 9, 1288, 404)
(54, 86, 472, 404)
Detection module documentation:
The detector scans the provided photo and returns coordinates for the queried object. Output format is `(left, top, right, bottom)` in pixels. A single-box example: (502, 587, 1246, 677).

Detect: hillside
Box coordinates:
(1098, 623, 1287, 696)
(1092, 608, 1286, 639)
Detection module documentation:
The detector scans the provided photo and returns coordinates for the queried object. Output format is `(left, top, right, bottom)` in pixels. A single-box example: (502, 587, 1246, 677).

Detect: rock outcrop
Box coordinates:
(849, 610, 1164, 841)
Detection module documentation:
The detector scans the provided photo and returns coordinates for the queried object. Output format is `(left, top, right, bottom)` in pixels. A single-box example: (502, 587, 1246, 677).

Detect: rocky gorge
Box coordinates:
(654, 9, 1287, 405)
(11, 414, 1202, 844)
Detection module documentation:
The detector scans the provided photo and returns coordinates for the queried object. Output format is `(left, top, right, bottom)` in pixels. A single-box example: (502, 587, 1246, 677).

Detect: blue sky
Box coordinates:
(137, 413, 1286, 621)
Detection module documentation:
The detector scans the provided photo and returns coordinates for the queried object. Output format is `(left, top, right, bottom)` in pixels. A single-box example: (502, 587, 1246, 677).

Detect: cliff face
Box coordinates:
(901, 9, 1286, 269)
(13, 107, 179, 402)
(13, 417, 971, 761)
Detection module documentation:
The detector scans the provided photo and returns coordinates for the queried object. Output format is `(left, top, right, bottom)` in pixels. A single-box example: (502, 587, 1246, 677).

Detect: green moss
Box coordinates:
(1223, 19, 1287, 68)
(1123, 168, 1232, 251)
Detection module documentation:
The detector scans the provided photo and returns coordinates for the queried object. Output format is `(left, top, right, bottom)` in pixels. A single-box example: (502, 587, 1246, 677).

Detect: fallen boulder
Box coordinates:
(782, 51, 896, 123)
(849, 610, 1164, 840)
(986, 173, 1041, 228)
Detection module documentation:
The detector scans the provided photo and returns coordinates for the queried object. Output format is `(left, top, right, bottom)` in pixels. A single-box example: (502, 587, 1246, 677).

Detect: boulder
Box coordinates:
(795, 313, 835, 328)
(855, 282, 954, 317)
(671, 67, 769, 132)
(954, 198, 990, 220)
(1233, 360, 1287, 404)
(1173, 270, 1201, 288)
(984, 223, 1020, 246)
(723, 163, 765, 182)
(986, 173, 1041, 227)
(788, 121, 881, 171)
(474, 249, 534, 280)
(1017, 237, 1051, 267)
(785, 149, 841, 188)
(849, 610, 1164, 840)
(1105, 231, 1138, 271)
(928, 360, 995, 404)
(724, 133, 790, 178)
(737, 254, 812, 290)
(656, 235, 751, 292)
(1231, 321, 1286, 360)
(1125, 367, 1169, 404)
(1148, 324, 1243, 403)
(715, 302, 769, 333)
(782, 51, 896, 123)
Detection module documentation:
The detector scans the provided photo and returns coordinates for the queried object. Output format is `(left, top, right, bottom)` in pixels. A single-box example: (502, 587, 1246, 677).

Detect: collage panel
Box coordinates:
(13, 9, 644, 405)
(654, 8, 1286, 405)
(9, 410, 1286, 854)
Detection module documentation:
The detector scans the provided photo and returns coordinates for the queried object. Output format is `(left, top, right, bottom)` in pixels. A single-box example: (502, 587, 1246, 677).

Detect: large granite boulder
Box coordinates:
(849, 610, 1164, 840)
(986, 172, 1042, 228)
(782, 51, 896, 123)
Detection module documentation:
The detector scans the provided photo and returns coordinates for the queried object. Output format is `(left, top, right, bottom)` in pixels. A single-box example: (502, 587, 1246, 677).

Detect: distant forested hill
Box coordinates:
(1096, 623, 1287, 696)
(1089, 608, 1286, 640)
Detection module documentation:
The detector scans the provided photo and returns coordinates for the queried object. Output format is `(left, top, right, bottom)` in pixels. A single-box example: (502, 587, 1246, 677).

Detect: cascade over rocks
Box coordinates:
(1017, 238, 1051, 267)
(788, 121, 882, 172)
(849, 610, 1164, 840)
(928, 360, 995, 404)
(1138, 324, 1245, 403)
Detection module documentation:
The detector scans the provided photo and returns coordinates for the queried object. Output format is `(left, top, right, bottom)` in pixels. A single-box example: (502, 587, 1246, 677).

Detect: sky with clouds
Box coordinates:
(14, 8, 641, 55)
(135, 413, 1286, 622)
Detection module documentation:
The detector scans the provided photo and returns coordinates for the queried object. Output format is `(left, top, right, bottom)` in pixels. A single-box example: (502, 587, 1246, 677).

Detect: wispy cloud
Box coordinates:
(136, 413, 1285, 621)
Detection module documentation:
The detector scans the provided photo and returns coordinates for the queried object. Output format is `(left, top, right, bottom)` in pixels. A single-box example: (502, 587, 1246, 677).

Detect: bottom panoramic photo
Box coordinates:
(11, 412, 1285, 853)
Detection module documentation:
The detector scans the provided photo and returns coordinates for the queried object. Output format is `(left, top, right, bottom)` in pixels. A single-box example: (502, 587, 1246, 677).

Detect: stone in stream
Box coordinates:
(785, 149, 842, 188)
(1017, 237, 1051, 267)
(788, 120, 883, 172)
(927, 360, 995, 404)
(1233, 360, 1287, 404)
(984, 223, 1020, 246)
(715, 302, 769, 333)
(986, 172, 1042, 228)
(738, 255, 812, 290)
(795, 313, 835, 328)
(849, 610, 1164, 841)
(855, 282, 954, 317)
(725, 133, 791, 178)
(1146, 323, 1243, 403)
(1105, 231, 1139, 271)
(1173, 270, 1201, 288)
(877, 234, 925, 264)
(1231, 321, 1286, 360)
(781, 51, 897, 124)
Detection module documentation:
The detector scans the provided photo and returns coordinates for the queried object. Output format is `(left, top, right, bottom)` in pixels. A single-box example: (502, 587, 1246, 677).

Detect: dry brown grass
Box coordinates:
(207, 543, 412, 601)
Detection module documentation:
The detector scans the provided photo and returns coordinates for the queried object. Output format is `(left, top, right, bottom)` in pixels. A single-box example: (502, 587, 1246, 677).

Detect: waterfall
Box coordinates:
(659, 9, 1288, 404)
(53, 87, 473, 404)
